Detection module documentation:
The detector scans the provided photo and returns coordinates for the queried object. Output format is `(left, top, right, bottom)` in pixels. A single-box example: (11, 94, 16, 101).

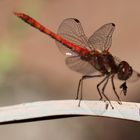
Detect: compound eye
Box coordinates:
(117, 61, 132, 80)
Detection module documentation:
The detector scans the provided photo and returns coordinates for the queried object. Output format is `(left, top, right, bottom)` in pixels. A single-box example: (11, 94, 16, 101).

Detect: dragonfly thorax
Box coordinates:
(88, 53, 118, 74)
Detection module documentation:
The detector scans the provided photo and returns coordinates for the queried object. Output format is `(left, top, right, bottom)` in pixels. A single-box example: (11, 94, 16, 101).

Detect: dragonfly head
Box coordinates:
(117, 61, 133, 81)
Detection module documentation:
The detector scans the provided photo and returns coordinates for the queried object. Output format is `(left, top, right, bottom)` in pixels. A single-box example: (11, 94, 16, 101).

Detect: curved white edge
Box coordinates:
(0, 100, 139, 124)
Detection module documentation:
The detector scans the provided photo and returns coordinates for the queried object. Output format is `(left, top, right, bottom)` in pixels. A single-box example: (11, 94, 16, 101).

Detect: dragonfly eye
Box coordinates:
(117, 61, 133, 80)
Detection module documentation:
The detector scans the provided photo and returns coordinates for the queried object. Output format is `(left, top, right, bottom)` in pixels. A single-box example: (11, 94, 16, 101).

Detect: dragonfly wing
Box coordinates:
(65, 56, 98, 74)
(127, 70, 140, 82)
(114, 70, 140, 82)
(88, 23, 115, 52)
(114, 56, 121, 65)
(56, 18, 91, 56)
(114, 56, 140, 82)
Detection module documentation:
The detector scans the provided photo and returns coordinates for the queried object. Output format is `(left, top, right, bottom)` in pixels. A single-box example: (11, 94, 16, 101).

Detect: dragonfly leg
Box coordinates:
(97, 75, 109, 100)
(111, 75, 122, 104)
(76, 74, 104, 106)
(76, 77, 82, 100)
(101, 77, 114, 109)
(78, 78, 83, 106)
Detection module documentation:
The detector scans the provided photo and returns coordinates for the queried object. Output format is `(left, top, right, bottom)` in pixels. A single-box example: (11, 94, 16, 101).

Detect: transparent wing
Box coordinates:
(115, 70, 140, 82)
(65, 56, 98, 74)
(114, 56, 140, 82)
(127, 70, 140, 82)
(88, 23, 115, 52)
(56, 18, 91, 56)
(114, 56, 121, 65)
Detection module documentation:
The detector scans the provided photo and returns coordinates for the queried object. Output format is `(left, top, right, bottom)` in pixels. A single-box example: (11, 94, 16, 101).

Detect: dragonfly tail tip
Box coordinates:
(14, 12, 24, 18)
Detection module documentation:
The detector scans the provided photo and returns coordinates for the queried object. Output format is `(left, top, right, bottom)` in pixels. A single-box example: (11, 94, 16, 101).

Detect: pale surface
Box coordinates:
(0, 100, 140, 124)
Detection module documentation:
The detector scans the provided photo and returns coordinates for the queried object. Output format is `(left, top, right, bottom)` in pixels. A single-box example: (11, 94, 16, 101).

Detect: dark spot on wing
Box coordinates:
(74, 18, 80, 23)
(137, 73, 140, 77)
(112, 23, 115, 26)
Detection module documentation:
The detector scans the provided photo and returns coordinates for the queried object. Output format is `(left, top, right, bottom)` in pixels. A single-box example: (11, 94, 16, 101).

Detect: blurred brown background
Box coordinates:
(0, 0, 140, 140)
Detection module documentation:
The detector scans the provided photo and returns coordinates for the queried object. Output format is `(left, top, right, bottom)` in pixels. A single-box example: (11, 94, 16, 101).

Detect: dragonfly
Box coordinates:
(14, 12, 140, 109)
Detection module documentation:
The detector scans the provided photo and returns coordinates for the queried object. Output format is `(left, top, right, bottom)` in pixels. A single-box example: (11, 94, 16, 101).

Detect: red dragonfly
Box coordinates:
(14, 12, 140, 108)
